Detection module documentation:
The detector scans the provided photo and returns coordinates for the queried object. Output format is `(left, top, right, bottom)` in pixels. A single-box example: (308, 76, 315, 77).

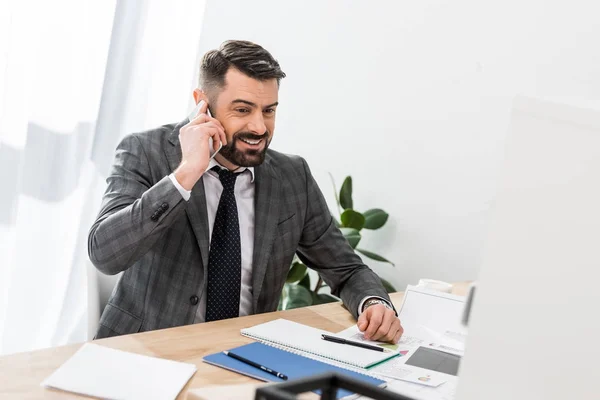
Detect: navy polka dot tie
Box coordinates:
(205, 167, 241, 322)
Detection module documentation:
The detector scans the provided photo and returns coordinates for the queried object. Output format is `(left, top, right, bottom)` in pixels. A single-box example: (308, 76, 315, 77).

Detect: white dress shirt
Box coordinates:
(168, 161, 389, 322)
(169, 159, 255, 323)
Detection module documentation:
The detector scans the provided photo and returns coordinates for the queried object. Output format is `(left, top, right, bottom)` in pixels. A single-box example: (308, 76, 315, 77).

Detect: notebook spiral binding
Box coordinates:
(241, 332, 390, 382)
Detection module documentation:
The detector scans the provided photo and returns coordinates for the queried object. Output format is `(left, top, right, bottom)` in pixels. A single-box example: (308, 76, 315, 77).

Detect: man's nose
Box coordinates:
(248, 111, 267, 135)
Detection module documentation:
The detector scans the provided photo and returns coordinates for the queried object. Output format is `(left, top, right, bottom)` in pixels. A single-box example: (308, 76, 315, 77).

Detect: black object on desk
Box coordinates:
(321, 334, 385, 352)
(223, 351, 288, 380)
(255, 372, 415, 400)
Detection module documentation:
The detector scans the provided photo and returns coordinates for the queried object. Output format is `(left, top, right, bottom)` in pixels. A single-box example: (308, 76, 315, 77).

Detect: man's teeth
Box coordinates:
(241, 139, 260, 145)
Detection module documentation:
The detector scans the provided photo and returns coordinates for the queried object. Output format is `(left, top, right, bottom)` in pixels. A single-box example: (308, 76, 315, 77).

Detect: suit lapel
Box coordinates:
(252, 158, 281, 312)
(185, 179, 210, 270)
(165, 121, 211, 271)
(166, 123, 280, 309)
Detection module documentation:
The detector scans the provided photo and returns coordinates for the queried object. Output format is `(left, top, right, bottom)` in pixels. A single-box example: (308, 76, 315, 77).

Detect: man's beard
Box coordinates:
(218, 131, 271, 167)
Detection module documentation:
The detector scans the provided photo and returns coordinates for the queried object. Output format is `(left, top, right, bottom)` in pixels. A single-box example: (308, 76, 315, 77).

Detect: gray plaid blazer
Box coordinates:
(89, 120, 392, 339)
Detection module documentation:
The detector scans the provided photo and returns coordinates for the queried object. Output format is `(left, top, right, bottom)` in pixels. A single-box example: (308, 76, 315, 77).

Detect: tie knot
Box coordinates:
(212, 166, 238, 190)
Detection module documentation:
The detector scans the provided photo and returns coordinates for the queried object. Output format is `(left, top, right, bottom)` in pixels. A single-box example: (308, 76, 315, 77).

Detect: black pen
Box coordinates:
(321, 334, 386, 352)
(223, 351, 288, 380)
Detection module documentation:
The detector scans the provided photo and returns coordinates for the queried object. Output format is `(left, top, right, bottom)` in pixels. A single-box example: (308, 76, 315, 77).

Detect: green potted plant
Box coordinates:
(279, 175, 396, 310)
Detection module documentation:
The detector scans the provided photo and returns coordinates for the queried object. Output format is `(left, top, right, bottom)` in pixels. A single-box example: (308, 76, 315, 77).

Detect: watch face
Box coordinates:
(365, 299, 393, 312)
(366, 300, 385, 309)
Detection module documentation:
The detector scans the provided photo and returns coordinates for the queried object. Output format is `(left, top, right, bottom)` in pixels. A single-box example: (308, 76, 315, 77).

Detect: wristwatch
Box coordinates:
(362, 298, 394, 312)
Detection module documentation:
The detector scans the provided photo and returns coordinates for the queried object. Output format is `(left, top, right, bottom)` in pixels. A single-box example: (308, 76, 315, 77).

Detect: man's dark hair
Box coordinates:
(199, 40, 286, 95)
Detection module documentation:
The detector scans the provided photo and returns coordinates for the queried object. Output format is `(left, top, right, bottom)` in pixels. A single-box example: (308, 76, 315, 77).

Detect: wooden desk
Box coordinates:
(0, 282, 470, 399)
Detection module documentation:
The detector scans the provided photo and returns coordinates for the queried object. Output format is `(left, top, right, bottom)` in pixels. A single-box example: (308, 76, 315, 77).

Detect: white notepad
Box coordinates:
(241, 319, 398, 369)
(41, 343, 197, 400)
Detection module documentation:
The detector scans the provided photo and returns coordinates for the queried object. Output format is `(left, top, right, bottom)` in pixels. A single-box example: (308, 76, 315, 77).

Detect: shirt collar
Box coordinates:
(208, 158, 255, 182)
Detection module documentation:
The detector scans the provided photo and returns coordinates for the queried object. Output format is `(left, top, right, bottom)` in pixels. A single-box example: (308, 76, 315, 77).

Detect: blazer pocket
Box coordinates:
(98, 303, 143, 336)
(277, 213, 296, 230)
(275, 213, 298, 257)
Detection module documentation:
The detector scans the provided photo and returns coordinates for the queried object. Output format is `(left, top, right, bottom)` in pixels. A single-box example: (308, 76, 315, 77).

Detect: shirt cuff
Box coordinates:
(358, 296, 393, 315)
(168, 173, 191, 201)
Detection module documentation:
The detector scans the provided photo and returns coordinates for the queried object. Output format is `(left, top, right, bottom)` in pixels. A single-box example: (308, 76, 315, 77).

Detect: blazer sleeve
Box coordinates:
(295, 158, 394, 319)
(88, 133, 186, 275)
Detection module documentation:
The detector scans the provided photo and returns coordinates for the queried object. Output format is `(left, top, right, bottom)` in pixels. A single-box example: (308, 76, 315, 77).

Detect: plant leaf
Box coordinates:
(340, 228, 361, 248)
(356, 248, 395, 266)
(311, 292, 339, 305)
(277, 289, 284, 310)
(328, 172, 342, 214)
(340, 209, 365, 230)
(339, 176, 353, 210)
(380, 277, 397, 293)
(286, 262, 307, 283)
(363, 208, 389, 230)
(298, 272, 311, 291)
(281, 284, 313, 310)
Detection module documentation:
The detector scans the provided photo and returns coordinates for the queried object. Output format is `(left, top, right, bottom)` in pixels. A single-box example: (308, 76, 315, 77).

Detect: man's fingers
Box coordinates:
(357, 310, 369, 332)
(363, 307, 383, 340)
(204, 123, 226, 151)
(393, 328, 402, 344)
(206, 123, 226, 148)
(201, 121, 224, 135)
(187, 113, 210, 125)
(384, 318, 402, 343)
(184, 107, 228, 146)
(208, 115, 225, 130)
(370, 309, 395, 341)
(188, 101, 210, 124)
(196, 100, 208, 118)
(212, 121, 227, 146)
(182, 123, 223, 148)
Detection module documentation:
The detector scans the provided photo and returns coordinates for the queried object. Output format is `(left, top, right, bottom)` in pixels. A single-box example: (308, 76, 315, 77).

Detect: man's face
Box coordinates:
(206, 68, 279, 167)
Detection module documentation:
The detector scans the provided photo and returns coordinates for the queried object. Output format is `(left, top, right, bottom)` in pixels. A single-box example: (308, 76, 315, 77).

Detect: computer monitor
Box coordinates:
(456, 96, 600, 400)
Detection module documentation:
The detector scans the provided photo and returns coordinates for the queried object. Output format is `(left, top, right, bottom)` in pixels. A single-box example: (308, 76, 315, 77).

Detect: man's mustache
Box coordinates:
(233, 131, 269, 142)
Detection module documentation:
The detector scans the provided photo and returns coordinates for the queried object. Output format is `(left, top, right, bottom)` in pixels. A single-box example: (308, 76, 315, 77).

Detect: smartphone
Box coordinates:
(187, 100, 222, 159)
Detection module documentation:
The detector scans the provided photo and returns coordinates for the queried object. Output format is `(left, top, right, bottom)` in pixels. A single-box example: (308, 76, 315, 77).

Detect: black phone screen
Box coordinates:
(404, 347, 461, 376)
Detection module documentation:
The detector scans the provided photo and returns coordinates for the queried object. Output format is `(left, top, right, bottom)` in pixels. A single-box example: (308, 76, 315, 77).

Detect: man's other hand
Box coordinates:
(357, 304, 403, 344)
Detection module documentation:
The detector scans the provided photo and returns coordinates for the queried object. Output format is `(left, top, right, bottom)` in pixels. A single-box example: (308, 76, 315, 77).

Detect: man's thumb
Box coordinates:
(357, 312, 368, 332)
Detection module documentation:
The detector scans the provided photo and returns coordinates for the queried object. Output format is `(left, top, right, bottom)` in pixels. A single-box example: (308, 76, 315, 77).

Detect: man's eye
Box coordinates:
(264, 108, 275, 114)
(236, 108, 250, 113)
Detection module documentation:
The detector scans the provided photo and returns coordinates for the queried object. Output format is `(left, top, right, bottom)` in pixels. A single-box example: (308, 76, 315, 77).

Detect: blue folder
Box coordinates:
(203, 342, 386, 399)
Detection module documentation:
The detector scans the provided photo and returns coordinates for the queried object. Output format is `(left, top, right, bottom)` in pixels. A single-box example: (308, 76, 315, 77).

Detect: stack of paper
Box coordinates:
(41, 343, 197, 400)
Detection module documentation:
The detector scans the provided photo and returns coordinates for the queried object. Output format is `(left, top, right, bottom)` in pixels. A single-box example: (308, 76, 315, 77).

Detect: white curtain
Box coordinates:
(0, 0, 206, 356)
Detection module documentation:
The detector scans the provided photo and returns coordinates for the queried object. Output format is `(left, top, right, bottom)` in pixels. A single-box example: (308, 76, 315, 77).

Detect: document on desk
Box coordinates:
(398, 285, 467, 355)
(385, 376, 458, 400)
(335, 325, 448, 387)
(338, 286, 467, 355)
(41, 343, 197, 400)
(338, 285, 468, 398)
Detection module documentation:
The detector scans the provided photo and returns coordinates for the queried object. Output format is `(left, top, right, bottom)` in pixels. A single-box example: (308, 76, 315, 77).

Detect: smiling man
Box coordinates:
(88, 40, 402, 342)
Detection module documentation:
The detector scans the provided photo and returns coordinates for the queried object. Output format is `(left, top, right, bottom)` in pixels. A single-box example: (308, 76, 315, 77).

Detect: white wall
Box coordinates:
(196, 0, 600, 291)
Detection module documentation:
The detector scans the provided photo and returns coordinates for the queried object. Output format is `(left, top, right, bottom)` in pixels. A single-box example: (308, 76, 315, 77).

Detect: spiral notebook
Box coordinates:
(240, 319, 398, 369)
(203, 342, 386, 399)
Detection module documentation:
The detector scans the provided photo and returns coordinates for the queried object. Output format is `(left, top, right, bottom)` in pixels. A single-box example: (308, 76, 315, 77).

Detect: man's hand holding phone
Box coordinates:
(175, 101, 226, 190)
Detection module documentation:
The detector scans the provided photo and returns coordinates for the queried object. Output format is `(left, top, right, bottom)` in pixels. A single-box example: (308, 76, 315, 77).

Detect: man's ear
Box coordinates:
(192, 88, 209, 105)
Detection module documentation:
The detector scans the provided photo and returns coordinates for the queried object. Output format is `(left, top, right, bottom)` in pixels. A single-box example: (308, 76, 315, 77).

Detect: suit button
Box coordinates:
(161, 202, 169, 211)
(189, 295, 199, 305)
(151, 214, 158, 221)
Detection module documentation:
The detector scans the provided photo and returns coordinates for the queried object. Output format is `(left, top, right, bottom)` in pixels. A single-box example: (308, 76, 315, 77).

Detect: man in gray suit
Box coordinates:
(89, 40, 402, 342)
